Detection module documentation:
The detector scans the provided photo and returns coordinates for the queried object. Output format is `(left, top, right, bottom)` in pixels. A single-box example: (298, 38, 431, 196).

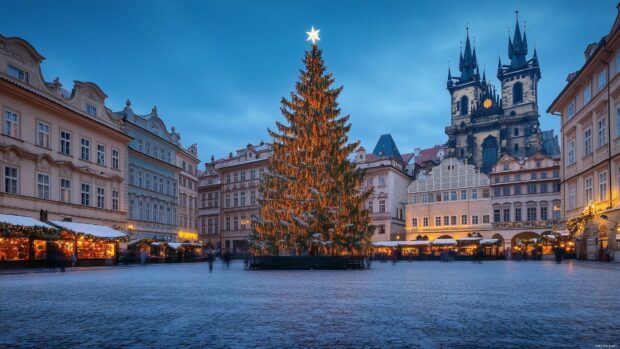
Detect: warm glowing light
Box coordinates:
(483, 98, 493, 109)
(306, 26, 320, 44)
(127, 224, 134, 230)
(178, 231, 198, 240)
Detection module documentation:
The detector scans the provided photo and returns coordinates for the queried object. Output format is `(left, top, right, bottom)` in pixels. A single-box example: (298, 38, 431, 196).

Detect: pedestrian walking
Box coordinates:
(71, 253, 77, 267)
(140, 250, 147, 266)
(223, 251, 231, 269)
(207, 252, 214, 273)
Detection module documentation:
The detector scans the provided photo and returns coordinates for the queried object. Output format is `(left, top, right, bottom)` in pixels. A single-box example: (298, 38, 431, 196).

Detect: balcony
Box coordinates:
(492, 220, 559, 230)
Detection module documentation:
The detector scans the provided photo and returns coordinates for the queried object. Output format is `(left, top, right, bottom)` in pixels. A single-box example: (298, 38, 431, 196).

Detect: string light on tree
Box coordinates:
(251, 27, 373, 256)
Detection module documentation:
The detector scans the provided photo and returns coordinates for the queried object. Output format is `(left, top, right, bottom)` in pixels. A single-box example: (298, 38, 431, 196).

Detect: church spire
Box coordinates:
(458, 26, 477, 82)
(509, 10, 528, 68)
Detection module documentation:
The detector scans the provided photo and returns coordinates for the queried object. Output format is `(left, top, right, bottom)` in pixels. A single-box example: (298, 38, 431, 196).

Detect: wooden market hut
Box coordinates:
(50, 221, 127, 266)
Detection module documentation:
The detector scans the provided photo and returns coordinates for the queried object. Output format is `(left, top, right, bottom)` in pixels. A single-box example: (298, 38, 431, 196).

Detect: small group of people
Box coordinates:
(206, 249, 232, 272)
(45, 242, 77, 272)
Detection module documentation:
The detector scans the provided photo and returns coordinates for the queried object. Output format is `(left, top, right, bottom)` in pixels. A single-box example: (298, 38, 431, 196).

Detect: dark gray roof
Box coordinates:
(371, 134, 403, 162)
(541, 130, 561, 158)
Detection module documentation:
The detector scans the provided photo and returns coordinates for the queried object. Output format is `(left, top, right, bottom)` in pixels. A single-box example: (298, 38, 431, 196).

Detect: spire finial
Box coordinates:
(125, 99, 131, 107)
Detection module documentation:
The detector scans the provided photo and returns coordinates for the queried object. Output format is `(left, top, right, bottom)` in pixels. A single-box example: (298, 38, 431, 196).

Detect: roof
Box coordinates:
(49, 221, 126, 239)
(541, 130, 561, 158)
(431, 238, 457, 245)
(0, 214, 54, 229)
(372, 134, 403, 162)
(415, 145, 446, 165)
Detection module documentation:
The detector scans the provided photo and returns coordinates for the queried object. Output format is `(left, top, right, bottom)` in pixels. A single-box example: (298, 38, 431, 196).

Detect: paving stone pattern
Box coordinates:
(1, 260, 619, 348)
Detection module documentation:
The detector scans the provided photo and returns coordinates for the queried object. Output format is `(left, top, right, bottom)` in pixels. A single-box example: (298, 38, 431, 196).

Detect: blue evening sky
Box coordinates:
(1, 0, 616, 164)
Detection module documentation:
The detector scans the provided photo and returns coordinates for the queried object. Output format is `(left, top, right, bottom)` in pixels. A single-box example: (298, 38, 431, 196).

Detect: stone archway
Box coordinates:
(511, 231, 541, 258)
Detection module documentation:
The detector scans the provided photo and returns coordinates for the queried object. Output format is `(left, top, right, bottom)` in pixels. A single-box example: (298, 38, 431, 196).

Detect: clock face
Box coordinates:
(483, 98, 493, 109)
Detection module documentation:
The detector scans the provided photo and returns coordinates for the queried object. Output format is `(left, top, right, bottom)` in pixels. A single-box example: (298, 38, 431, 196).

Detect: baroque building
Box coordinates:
(0, 35, 131, 228)
(177, 144, 200, 241)
(197, 159, 222, 246)
(548, 3, 620, 261)
(445, 14, 557, 174)
(113, 103, 198, 242)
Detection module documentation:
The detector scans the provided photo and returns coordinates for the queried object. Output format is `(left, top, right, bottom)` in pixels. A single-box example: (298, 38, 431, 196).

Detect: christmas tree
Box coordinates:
(251, 31, 373, 257)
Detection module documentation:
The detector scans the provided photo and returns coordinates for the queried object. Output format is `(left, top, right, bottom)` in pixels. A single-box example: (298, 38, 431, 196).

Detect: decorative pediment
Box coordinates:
(35, 157, 52, 173)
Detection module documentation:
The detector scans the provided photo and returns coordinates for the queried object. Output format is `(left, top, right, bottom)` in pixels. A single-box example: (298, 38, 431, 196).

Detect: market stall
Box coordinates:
(480, 239, 502, 257)
(456, 237, 482, 257)
(50, 221, 126, 266)
(0, 213, 72, 267)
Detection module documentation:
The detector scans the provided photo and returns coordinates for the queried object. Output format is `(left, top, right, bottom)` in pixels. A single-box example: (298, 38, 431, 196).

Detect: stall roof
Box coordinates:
(431, 238, 457, 245)
(457, 237, 483, 242)
(50, 221, 126, 238)
(0, 213, 55, 229)
(373, 241, 428, 247)
(480, 239, 499, 244)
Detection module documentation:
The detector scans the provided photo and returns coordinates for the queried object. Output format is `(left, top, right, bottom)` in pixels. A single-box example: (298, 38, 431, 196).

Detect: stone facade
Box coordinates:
(406, 158, 493, 240)
(0, 35, 131, 228)
(197, 160, 222, 246)
(217, 142, 272, 254)
(489, 153, 562, 255)
(177, 144, 200, 241)
(445, 16, 558, 174)
(548, 4, 620, 261)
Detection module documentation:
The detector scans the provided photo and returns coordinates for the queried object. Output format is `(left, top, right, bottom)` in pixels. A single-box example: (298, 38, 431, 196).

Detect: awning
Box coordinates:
(431, 238, 457, 245)
(0, 213, 55, 229)
(480, 239, 500, 245)
(373, 241, 428, 247)
(50, 221, 126, 239)
(457, 237, 483, 242)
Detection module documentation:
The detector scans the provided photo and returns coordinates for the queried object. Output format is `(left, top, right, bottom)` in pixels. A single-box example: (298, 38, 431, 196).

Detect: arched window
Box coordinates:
(460, 96, 469, 116)
(513, 82, 523, 105)
(482, 136, 499, 174)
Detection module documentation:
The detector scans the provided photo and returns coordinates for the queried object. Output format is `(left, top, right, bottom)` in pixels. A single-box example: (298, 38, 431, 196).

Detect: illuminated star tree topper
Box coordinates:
(306, 26, 320, 45)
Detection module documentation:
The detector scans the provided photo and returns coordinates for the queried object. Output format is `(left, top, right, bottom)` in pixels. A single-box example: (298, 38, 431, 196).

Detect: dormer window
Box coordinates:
(86, 103, 97, 117)
(8, 65, 29, 82)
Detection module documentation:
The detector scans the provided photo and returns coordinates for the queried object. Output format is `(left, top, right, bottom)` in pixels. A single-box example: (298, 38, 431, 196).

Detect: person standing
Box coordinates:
(207, 251, 214, 273)
(71, 253, 77, 268)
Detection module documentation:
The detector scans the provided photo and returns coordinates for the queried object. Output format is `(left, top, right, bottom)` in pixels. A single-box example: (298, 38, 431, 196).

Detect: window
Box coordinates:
(512, 82, 523, 105)
(472, 215, 478, 225)
(531, 173, 538, 180)
(502, 208, 510, 222)
(146, 142, 150, 154)
(8, 65, 28, 82)
(515, 207, 522, 221)
(61, 178, 71, 203)
(226, 174, 231, 184)
(617, 104, 620, 138)
(86, 103, 97, 117)
(145, 173, 151, 190)
(493, 209, 500, 223)
(584, 128, 592, 155)
(81, 138, 90, 161)
(37, 122, 50, 148)
(97, 187, 105, 209)
(421, 193, 429, 204)
(379, 200, 386, 213)
(450, 216, 457, 225)
(435, 217, 441, 226)
(514, 143, 519, 152)
(460, 96, 468, 116)
(412, 218, 418, 227)
(250, 170, 256, 179)
(443, 216, 449, 226)
(366, 178, 373, 187)
(503, 186, 510, 196)
(567, 101, 575, 119)
(233, 173, 238, 182)
(568, 185, 576, 210)
(514, 128, 519, 136)
(599, 171, 608, 201)
(541, 172, 548, 179)
(597, 69, 606, 91)
(240, 192, 246, 206)
(250, 191, 256, 206)
(541, 183, 548, 193)
(471, 189, 478, 199)
(461, 215, 467, 225)
(423, 217, 429, 227)
(482, 215, 490, 223)
(112, 190, 119, 210)
(81, 183, 91, 206)
(450, 191, 457, 201)
(597, 118, 607, 147)
(97, 144, 105, 166)
(58, 130, 72, 155)
(494, 187, 501, 197)
(4, 110, 19, 138)
(567, 139, 575, 164)
(482, 188, 490, 198)
(378, 176, 386, 186)
(527, 207, 537, 221)
(553, 203, 561, 220)
(37, 173, 49, 199)
(583, 83, 592, 104)
(514, 185, 521, 195)
(4, 166, 18, 194)
(233, 192, 239, 207)
(240, 171, 246, 181)
(443, 192, 450, 201)
(460, 190, 467, 200)
(112, 149, 119, 170)
(585, 176, 593, 203)
(145, 202, 151, 221)
(225, 194, 230, 208)
(528, 183, 537, 194)
(541, 206, 548, 220)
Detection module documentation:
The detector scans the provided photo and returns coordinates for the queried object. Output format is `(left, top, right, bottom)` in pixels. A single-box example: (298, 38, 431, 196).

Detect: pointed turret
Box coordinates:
(458, 28, 477, 82)
(509, 11, 528, 68)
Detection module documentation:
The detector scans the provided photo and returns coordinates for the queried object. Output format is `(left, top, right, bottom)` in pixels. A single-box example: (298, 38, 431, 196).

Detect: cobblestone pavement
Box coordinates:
(1, 260, 619, 348)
